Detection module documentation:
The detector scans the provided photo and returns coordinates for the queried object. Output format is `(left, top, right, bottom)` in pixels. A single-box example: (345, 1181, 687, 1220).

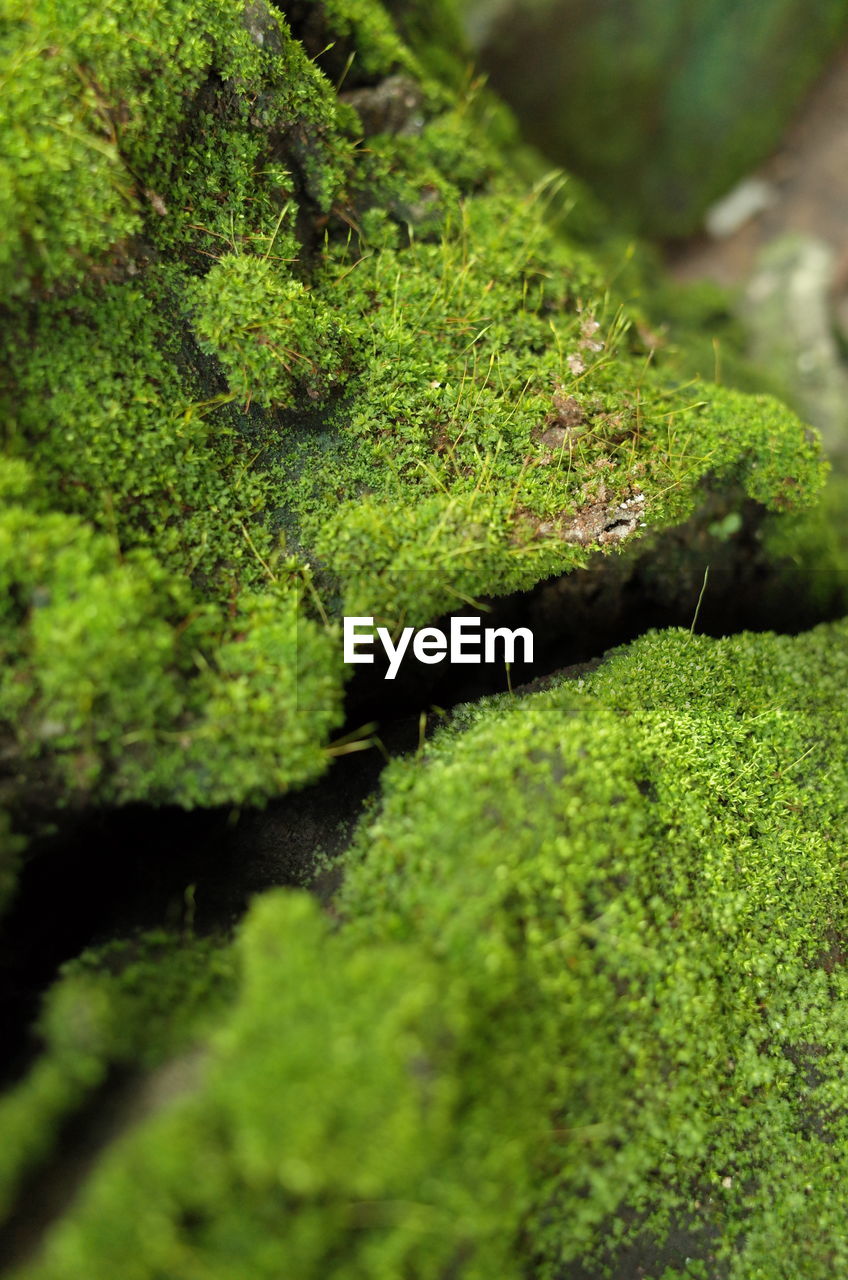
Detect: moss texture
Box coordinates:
(5, 620, 848, 1277)
(0, 0, 827, 832)
(2, 3, 846, 1274)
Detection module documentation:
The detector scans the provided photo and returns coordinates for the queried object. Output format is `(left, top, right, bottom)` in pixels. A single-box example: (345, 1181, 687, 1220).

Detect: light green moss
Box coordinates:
(0, 931, 234, 1222)
(760, 472, 848, 619)
(1, 0, 828, 820)
(0, 0, 355, 292)
(341, 620, 848, 1275)
(7, 620, 848, 1277)
(7, 892, 540, 1280)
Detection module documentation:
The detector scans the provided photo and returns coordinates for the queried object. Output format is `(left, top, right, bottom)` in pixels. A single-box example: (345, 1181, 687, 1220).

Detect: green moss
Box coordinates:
(340, 620, 848, 1274)
(298, 0, 420, 81)
(0, 1, 845, 1273)
(188, 254, 360, 408)
(757, 471, 848, 625)
(4, 894, 538, 1279)
(8, 620, 848, 1277)
(0, 459, 343, 807)
(0, 0, 358, 293)
(0, 0, 829, 807)
(0, 930, 234, 1221)
(278, 188, 824, 620)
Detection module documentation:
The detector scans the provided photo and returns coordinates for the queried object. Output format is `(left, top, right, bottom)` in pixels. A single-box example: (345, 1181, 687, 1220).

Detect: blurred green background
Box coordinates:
(459, 0, 848, 236)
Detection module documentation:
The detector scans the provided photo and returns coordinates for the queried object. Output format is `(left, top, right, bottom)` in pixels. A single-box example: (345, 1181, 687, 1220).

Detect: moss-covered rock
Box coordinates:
(1, 0, 828, 831)
(6, 619, 848, 1277)
(2, 7, 846, 1269)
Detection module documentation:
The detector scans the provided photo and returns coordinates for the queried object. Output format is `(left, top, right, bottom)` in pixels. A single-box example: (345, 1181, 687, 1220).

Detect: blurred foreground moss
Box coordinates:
(5, 620, 848, 1277)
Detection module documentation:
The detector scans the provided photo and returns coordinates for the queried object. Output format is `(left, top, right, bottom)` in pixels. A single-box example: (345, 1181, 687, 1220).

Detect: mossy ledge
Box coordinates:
(0, 0, 825, 845)
(3, 620, 847, 1277)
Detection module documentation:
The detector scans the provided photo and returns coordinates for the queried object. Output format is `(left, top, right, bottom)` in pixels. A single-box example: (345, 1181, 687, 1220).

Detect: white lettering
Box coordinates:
(483, 626, 534, 665)
(412, 627, 447, 664)
(341, 616, 535, 677)
(343, 616, 375, 663)
(450, 616, 481, 663)
(377, 626, 414, 680)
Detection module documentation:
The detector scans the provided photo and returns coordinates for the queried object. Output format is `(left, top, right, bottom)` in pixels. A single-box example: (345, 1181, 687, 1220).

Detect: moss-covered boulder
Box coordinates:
(5, 620, 848, 1277)
(0, 0, 828, 834)
(2, 5, 846, 1272)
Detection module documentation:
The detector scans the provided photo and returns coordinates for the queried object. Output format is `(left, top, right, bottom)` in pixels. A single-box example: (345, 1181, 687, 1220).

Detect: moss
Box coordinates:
(0, 0, 828, 821)
(0, 930, 234, 1221)
(6, 893, 540, 1279)
(382, 0, 473, 85)
(286, 0, 420, 82)
(0, 0, 845, 1273)
(0, 0, 356, 292)
(758, 471, 848, 624)
(6, 620, 848, 1277)
(188, 254, 360, 409)
(0, 458, 343, 808)
(339, 620, 848, 1275)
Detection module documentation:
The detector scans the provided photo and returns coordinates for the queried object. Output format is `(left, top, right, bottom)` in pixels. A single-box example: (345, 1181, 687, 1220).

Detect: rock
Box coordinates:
(8, 621, 848, 1276)
(742, 233, 848, 461)
(704, 176, 778, 239)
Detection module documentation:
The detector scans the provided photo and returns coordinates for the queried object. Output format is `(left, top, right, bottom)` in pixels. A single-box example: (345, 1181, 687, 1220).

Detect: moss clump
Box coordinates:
(6, 620, 848, 1277)
(5, 892, 540, 1279)
(342, 620, 848, 1275)
(278, 188, 824, 622)
(0, 458, 342, 809)
(188, 255, 360, 409)
(0, 0, 828, 819)
(0, 0, 355, 292)
(0, 930, 234, 1223)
